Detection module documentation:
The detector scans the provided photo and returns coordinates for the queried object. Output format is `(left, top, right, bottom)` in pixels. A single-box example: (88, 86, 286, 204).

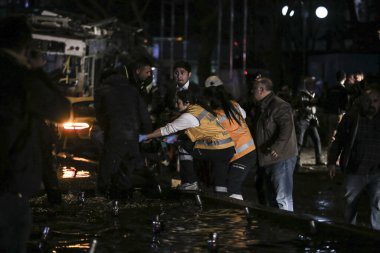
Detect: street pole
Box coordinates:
(160, 0, 164, 61)
(229, 0, 234, 79)
(217, 0, 222, 73)
(170, 0, 175, 78)
(183, 0, 188, 60)
(301, 0, 307, 77)
(242, 0, 247, 87)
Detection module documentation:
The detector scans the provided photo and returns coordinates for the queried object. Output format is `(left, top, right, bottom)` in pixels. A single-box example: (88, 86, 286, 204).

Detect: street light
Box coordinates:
(315, 6, 328, 19)
(281, 5, 295, 17)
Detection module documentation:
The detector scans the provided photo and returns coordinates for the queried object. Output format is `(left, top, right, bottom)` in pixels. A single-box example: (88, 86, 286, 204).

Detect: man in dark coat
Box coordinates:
(0, 16, 70, 252)
(95, 67, 152, 198)
(323, 70, 349, 145)
(328, 88, 380, 230)
(293, 76, 325, 168)
(162, 61, 202, 113)
(251, 77, 298, 211)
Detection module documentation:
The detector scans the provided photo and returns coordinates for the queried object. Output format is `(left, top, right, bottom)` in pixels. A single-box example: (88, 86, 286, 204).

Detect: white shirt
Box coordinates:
(236, 104, 246, 119)
(160, 112, 199, 136)
(176, 80, 190, 91)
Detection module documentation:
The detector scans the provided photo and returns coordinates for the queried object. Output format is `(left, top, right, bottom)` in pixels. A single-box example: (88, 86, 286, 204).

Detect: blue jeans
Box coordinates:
(344, 173, 380, 230)
(259, 156, 296, 211)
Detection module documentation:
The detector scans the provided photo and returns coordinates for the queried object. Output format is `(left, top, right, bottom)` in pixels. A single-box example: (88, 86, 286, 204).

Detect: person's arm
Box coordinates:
(24, 69, 70, 123)
(327, 114, 349, 178)
(139, 113, 198, 142)
(270, 103, 295, 157)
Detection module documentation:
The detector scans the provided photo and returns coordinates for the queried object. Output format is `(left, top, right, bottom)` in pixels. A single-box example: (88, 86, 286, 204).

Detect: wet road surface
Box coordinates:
(27, 148, 378, 252)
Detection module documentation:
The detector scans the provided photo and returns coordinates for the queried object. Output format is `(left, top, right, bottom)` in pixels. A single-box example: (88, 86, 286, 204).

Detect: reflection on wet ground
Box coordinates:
(27, 147, 379, 252)
(29, 188, 379, 253)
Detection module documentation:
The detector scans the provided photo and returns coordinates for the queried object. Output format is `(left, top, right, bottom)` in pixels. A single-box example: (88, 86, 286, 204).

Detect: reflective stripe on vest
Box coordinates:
(215, 102, 255, 161)
(186, 104, 234, 150)
(196, 109, 209, 121)
(235, 139, 255, 154)
(179, 154, 193, 161)
(196, 137, 233, 147)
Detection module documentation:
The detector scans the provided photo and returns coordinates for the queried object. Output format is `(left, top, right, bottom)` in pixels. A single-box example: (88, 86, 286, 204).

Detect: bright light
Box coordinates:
(282, 5, 295, 17)
(315, 6, 328, 19)
(61, 166, 91, 178)
(63, 122, 90, 130)
(282, 6, 288, 16)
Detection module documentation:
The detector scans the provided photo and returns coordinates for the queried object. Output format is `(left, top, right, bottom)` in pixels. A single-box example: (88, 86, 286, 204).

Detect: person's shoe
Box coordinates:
(177, 182, 199, 191)
(214, 186, 228, 193)
(229, 194, 243, 200)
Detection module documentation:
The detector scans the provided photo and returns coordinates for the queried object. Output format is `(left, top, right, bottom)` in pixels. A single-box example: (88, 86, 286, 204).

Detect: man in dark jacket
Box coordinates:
(324, 71, 349, 145)
(162, 61, 202, 113)
(0, 16, 70, 252)
(252, 77, 298, 211)
(293, 76, 325, 168)
(125, 57, 162, 126)
(328, 88, 380, 230)
(95, 67, 152, 198)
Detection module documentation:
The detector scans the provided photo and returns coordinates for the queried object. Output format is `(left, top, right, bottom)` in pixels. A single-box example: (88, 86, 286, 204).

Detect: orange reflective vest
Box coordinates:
(216, 101, 255, 161)
(185, 104, 235, 150)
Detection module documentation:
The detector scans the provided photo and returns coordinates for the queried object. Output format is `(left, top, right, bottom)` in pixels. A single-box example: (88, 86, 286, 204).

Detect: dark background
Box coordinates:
(2, 0, 380, 95)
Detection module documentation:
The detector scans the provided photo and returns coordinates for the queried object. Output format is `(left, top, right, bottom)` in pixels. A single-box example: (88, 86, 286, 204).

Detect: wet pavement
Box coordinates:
(27, 147, 378, 252)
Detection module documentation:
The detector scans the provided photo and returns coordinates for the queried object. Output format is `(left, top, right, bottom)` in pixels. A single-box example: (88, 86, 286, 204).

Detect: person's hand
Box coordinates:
(163, 134, 177, 144)
(328, 164, 336, 179)
(139, 134, 148, 143)
(267, 147, 278, 160)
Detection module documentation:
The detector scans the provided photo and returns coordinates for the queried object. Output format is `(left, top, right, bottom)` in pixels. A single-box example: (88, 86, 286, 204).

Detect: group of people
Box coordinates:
(277, 70, 380, 230)
(101, 57, 380, 233)
(93, 55, 299, 213)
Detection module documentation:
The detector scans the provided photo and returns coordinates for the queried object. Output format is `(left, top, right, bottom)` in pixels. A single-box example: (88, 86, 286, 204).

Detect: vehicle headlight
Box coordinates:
(63, 122, 90, 130)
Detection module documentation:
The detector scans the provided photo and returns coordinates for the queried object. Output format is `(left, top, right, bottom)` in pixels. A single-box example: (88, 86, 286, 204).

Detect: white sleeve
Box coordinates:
(160, 113, 199, 136)
(236, 104, 247, 119)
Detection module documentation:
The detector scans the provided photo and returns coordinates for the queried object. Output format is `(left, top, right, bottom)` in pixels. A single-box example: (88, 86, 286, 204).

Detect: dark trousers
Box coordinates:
(0, 193, 32, 253)
(98, 137, 140, 192)
(296, 119, 322, 163)
(178, 139, 235, 187)
(41, 141, 61, 204)
(228, 151, 257, 195)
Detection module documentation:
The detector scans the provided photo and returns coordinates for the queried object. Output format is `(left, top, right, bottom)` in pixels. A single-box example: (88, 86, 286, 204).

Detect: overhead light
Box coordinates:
(315, 6, 328, 19)
(282, 6, 289, 16)
(282, 5, 295, 17)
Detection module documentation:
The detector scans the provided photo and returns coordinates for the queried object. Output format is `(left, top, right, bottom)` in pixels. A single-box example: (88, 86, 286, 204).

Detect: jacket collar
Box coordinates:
(258, 92, 275, 110)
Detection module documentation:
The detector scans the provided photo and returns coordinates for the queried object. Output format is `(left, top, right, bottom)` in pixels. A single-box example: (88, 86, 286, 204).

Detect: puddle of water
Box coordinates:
(29, 191, 378, 253)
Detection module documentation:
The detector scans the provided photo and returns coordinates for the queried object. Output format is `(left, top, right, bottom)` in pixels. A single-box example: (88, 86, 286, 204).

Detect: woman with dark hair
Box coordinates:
(139, 89, 235, 192)
(205, 85, 256, 200)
